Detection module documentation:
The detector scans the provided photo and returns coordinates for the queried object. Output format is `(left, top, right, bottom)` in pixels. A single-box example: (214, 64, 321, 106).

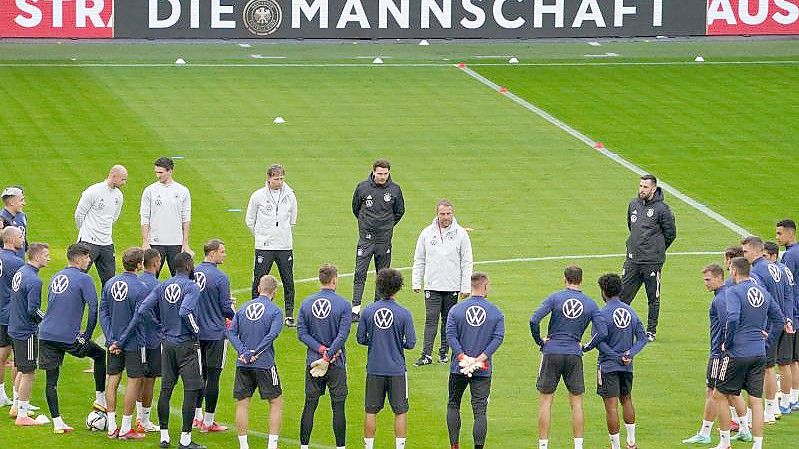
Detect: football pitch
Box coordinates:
(1, 38, 798, 448)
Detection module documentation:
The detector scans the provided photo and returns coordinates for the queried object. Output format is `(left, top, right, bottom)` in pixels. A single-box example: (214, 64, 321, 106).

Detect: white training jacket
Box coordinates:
(75, 181, 123, 246)
(412, 217, 473, 293)
(245, 182, 297, 251)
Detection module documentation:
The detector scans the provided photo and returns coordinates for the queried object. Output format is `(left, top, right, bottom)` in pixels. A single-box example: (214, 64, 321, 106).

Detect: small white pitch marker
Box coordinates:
(372, 57, 384, 64)
(419, 39, 430, 46)
(508, 57, 519, 64)
(175, 58, 186, 65)
(694, 56, 705, 62)
(273, 117, 286, 124)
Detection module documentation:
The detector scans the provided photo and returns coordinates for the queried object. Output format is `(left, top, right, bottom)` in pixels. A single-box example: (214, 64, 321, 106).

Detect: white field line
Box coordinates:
(458, 65, 751, 237)
(230, 250, 720, 295)
(0, 60, 797, 68)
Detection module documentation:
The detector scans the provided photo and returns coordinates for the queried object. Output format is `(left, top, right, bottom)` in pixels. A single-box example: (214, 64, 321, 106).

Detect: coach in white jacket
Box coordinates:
(245, 164, 298, 326)
(412, 200, 473, 366)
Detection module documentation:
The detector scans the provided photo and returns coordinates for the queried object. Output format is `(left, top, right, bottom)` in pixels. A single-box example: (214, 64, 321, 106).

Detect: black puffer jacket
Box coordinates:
(625, 187, 676, 264)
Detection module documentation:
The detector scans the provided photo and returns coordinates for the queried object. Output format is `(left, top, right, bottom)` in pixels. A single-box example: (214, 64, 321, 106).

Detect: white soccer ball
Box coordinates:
(86, 410, 107, 431)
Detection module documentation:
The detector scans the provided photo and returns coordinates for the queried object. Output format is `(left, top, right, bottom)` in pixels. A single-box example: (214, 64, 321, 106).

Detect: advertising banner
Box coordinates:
(1, 0, 113, 38)
(113, 0, 707, 39)
(707, 0, 799, 35)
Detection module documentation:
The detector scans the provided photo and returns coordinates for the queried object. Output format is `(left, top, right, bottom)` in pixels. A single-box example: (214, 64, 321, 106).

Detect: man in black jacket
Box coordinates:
(351, 160, 405, 322)
(620, 174, 676, 342)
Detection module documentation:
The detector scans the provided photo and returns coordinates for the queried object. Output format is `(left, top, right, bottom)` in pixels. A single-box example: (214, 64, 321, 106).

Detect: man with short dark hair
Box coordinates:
(100, 247, 149, 439)
(246, 164, 298, 327)
(38, 243, 108, 433)
(75, 165, 128, 285)
(531, 266, 603, 449)
(776, 219, 799, 410)
(713, 257, 785, 449)
(192, 239, 234, 432)
(741, 236, 794, 422)
(135, 248, 163, 432)
(351, 160, 405, 322)
(297, 264, 351, 449)
(445, 272, 504, 449)
(228, 275, 284, 449)
(1, 186, 27, 260)
(7, 242, 49, 425)
(621, 174, 676, 342)
(413, 199, 473, 366)
(763, 241, 795, 415)
(596, 273, 647, 449)
(140, 157, 193, 277)
(113, 252, 205, 449)
(0, 227, 25, 408)
(357, 268, 415, 449)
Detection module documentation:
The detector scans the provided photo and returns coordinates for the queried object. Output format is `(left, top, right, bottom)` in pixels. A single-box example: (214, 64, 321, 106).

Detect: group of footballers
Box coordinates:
(0, 159, 797, 449)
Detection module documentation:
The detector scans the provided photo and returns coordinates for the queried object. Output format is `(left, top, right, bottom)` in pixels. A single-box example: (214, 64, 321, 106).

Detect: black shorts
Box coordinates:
(306, 364, 348, 402)
(364, 373, 408, 414)
(234, 366, 282, 400)
(775, 331, 793, 366)
(199, 339, 226, 371)
(145, 347, 162, 378)
(716, 355, 766, 398)
(12, 336, 37, 373)
(39, 338, 104, 370)
(793, 332, 799, 362)
(448, 373, 491, 414)
(536, 354, 584, 395)
(161, 340, 203, 391)
(597, 370, 634, 398)
(706, 356, 722, 389)
(107, 349, 148, 378)
(0, 325, 12, 347)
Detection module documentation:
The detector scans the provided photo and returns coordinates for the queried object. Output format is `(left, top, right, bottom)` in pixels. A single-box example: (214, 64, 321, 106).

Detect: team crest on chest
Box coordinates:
(646, 208, 654, 217)
(365, 195, 373, 208)
(383, 192, 391, 202)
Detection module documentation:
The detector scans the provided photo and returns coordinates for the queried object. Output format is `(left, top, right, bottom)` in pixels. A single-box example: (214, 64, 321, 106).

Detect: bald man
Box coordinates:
(75, 165, 128, 285)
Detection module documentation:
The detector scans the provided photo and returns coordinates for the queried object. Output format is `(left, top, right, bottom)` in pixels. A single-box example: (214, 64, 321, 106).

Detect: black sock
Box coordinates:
(182, 390, 200, 433)
(300, 397, 319, 445)
(45, 368, 60, 417)
(332, 400, 347, 447)
(204, 368, 221, 413)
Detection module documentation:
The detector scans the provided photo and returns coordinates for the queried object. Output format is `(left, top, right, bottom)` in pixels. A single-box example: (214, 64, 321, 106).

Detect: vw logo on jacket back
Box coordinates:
(562, 299, 584, 319)
(747, 287, 765, 308)
(374, 308, 394, 329)
(11, 272, 21, 292)
(194, 272, 207, 292)
(110, 281, 129, 302)
(465, 305, 486, 327)
(50, 275, 69, 294)
(768, 264, 782, 283)
(613, 308, 631, 329)
(164, 283, 182, 304)
(312, 298, 331, 320)
(246, 302, 266, 321)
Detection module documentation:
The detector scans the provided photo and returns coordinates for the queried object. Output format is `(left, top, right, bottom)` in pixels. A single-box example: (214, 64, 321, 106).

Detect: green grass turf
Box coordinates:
(0, 39, 798, 448)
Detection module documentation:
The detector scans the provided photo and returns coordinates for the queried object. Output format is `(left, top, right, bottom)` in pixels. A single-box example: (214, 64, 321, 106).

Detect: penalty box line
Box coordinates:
(230, 250, 721, 295)
(457, 65, 751, 238)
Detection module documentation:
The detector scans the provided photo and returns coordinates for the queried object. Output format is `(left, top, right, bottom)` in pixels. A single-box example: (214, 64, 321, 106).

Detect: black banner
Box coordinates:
(114, 0, 707, 39)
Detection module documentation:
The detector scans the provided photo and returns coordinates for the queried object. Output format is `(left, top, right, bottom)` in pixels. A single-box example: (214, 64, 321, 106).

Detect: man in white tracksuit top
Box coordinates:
(412, 200, 473, 366)
(245, 164, 298, 327)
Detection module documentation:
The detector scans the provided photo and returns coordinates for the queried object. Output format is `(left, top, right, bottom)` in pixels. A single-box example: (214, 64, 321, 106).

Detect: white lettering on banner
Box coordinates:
(293, 0, 328, 28)
(379, 0, 410, 28)
(14, 0, 42, 28)
(534, 0, 564, 28)
(212, 0, 236, 28)
(460, 0, 486, 29)
(77, 0, 105, 27)
(739, 0, 769, 25)
(653, 0, 662, 26)
(421, 0, 452, 28)
(614, 0, 636, 26)
(337, 0, 370, 28)
(572, 0, 605, 28)
(191, 0, 200, 28)
(494, 0, 524, 28)
(53, 0, 65, 27)
(708, 0, 799, 26)
(774, 0, 799, 24)
(150, 0, 181, 28)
